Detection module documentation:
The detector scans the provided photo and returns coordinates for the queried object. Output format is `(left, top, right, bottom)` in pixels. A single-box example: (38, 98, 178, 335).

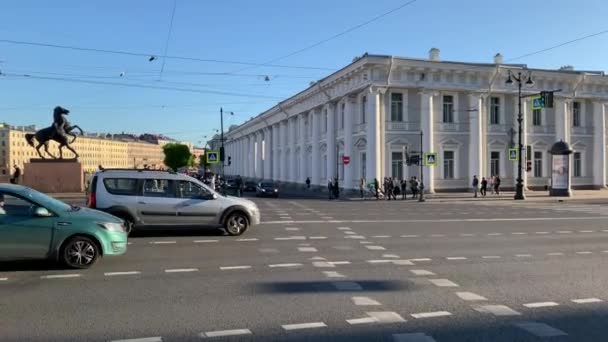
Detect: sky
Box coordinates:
(0, 0, 607, 146)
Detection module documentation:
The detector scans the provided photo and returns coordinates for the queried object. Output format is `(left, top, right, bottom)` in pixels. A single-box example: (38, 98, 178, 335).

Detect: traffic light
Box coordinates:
(228, 156, 232, 166)
(540, 91, 554, 108)
(526, 160, 532, 172)
(219, 146, 225, 162)
(407, 155, 420, 166)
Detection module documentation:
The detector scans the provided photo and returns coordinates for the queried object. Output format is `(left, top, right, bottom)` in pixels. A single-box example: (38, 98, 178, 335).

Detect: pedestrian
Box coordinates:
(359, 178, 365, 199)
(410, 177, 418, 199)
(98, 164, 104, 171)
(333, 177, 340, 199)
(480, 177, 488, 197)
(374, 178, 380, 200)
(400, 179, 407, 200)
(210, 174, 216, 192)
(472, 175, 479, 198)
(236, 175, 243, 197)
(328, 178, 334, 200)
(306, 177, 311, 189)
(392, 177, 400, 200)
(494, 175, 501, 195)
(386, 177, 393, 200)
(489, 176, 495, 195)
(10, 165, 21, 184)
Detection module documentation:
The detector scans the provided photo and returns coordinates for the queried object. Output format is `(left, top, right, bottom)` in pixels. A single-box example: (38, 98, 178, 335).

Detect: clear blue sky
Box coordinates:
(1, 0, 606, 145)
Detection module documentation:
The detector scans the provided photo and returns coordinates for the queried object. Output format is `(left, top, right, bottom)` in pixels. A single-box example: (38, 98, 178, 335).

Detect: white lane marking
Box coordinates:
(411, 311, 452, 319)
(579, 230, 595, 233)
(535, 231, 549, 234)
(487, 233, 503, 236)
(298, 247, 318, 252)
(392, 333, 436, 342)
(547, 252, 564, 256)
(149, 241, 176, 244)
(262, 216, 608, 225)
(285, 227, 300, 231)
(430, 234, 445, 237)
(127, 242, 133, 245)
(446, 257, 467, 260)
(346, 317, 377, 325)
(328, 261, 350, 265)
(383, 254, 400, 258)
(110, 337, 162, 342)
(322, 271, 345, 278)
(337, 227, 352, 230)
(393, 260, 415, 265)
(511, 232, 527, 235)
(428, 279, 459, 287)
(372, 235, 391, 238)
(344, 231, 356, 235)
(0, 277, 7, 281)
(345, 235, 366, 239)
(365, 245, 386, 250)
(410, 269, 435, 276)
(523, 302, 560, 308)
(274, 236, 306, 240)
(219, 266, 251, 270)
(473, 304, 521, 316)
(164, 268, 198, 273)
(104, 271, 140, 276)
(359, 241, 372, 244)
(455, 292, 487, 301)
(576, 251, 593, 254)
(513, 321, 568, 337)
(572, 298, 603, 304)
(460, 233, 475, 237)
(333, 281, 362, 291)
(40, 274, 81, 279)
(352, 296, 381, 306)
(268, 263, 302, 268)
(320, 216, 334, 220)
(282, 322, 327, 331)
(515, 254, 533, 257)
(603, 250, 608, 253)
(193, 239, 218, 243)
(312, 261, 335, 268)
(310, 256, 326, 260)
(410, 258, 432, 262)
(309, 236, 327, 240)
(298, 243, 311, 246)
(236, 238, 258, 241)
(482, 256, 501, 259)
(367, 260, 393, 264)
(557, 230, 572, 234)
(366, 311, 406, 323)
(401, 235, 419, 238)
(201, 329, 252, 338)
(259, 248, 279, 253)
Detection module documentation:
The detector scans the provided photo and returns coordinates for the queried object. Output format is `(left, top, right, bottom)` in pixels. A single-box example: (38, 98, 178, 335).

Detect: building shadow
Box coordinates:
(252, 279, 412, 294)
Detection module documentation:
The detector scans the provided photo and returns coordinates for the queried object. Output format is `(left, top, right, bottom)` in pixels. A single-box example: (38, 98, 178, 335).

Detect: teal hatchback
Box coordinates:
(0, 184, 127, 268)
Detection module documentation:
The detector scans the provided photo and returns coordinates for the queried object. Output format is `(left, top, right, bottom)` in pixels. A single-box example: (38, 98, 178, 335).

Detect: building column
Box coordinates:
(299, 113, 307, 183)
(326, 102, 336, 182)
(272, 124, 279, 181)
(238, 138, 243, 176)
(263, 127, 272, 180)
(468, 93, 483, 187)
(256, 132, 263, 178)
(365, 87, 384, 184)
(289, 117, 297, 182)
(243, 136, 249, 177)
(593, 102, 606, 188)
(280, 120, 288, 181)
(420, 91, 435, 193)
(555, 98, 570, 143)
(311, 109, 321, 185)
(344, 96, 355, 188)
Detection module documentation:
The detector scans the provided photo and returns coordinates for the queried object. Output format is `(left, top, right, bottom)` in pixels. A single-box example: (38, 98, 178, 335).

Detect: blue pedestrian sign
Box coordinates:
(206, 151, 219, 164)
(508, 148, 519, 161)
(424, 153, 437, 167)
(532, 96, 545, 110)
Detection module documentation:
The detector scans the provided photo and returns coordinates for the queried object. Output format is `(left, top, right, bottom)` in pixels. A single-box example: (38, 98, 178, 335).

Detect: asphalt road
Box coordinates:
(2, 195, 608, 341)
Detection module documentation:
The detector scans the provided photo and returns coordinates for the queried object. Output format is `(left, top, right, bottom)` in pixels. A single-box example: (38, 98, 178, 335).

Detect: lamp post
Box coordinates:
(219, 108, 234, 193)
(418, 130, 425, 202)
(506, 70, 534, 200)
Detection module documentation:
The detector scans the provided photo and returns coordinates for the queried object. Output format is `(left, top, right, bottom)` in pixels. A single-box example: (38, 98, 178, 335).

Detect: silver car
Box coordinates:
(87, 169, 260, 236)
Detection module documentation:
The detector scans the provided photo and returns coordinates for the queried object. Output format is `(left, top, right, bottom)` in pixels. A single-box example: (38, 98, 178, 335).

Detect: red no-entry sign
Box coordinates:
(342, 156, 351, 165)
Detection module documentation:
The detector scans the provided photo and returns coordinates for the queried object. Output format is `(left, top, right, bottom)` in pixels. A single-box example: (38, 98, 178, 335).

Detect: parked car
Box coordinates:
(0, 184, 127, 269)
(243, 181, 257, 192)
(87, 169, 261, 236)
(256, 181, 279, 198)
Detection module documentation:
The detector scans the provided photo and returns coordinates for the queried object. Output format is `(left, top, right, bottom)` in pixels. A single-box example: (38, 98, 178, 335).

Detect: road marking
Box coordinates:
(320, 216, 334, 220)
(285, 227, 301, 231)
(344, 231, 356, 235)
(261, 216, 608, 225)
(515, 254, 533, 257)
(579, 230, 595, 233)
(428, 279, 459, 287)
(259, 248, 279, 253)
(110, 337, 162, 342)
(392, 333, 436, 342)
(282, 322, 327, 331)
(149, 241, 176, 244)
(455, 292, 487, 301)
(513, 321, 567, 337)
(310, 256, 326, 260)
(410, 269, 435, 276)
(487, 233, 503, 236)
(201, 329, 252, 338)
(312, 261, 335, 268)
(576, 251, 593, 254)
(328, 261, 351, 265)
(511, 232, 527, 235)
(298, 243, 311, 246)
(572, 298, 603, 304)
(127, 242, 133, 245)
(237, 238, 258, 241)
(430, 234, 445, 237)
(365, 245, 386, 250)
(372, 235, 391, 238)
(382, 254, 400, 258)
(309, 236, 327, 240)
(322, 271, 345, 278)
(268, 263, 303, 268)
(535, 231, 549, 234)
(359, 241, 372, 244)
(274, 236, 306, 240)
(460, 233, 476, 237)
(164, 268, 198, 273)
(411, 311, 452, 319)
(410, 258, 432, 262)
(193, 240, 218, 243)
(219, 266, 251, 270)
(40, 274, 81, 279)
(104, 271, 140, 276)
(345, 235, 366, 239)
(298, 247, 318, 252)
(0, 277, 7, 281)
(401, 234, 419, 238)
(393, 260, 415, 265)
(346, 317, 377, 325)
(557, 230, 572, 234)
(482, 255, 501, 259)
(367, 259, 393, 264)
(547, 252, 564, 256)
(523, 301, 559, 308)
(603, 250, 608, 253)
(366, 311, 406, 323)
(446, 257, 467, 260)
(352, 296, 381, 306)
(337, 227, 352, 230)
(473, 304, 521, 316)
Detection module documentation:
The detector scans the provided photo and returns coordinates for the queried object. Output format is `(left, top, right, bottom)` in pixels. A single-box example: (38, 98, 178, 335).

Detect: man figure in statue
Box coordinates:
(52, 106, 70, 141)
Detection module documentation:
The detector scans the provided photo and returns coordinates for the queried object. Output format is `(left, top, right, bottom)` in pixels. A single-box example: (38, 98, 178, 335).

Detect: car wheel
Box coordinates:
(61, 236, 100, 269)
(225, 212, 249, 236)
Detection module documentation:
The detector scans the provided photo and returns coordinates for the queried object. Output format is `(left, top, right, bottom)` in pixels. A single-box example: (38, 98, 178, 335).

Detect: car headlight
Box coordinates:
(274, 189, 278, 192)
(98, 222, 125, 232)
(261, 189, 266, 192)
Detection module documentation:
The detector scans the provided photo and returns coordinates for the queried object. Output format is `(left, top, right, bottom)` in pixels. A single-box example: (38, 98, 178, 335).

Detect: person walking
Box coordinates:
(333, 177, 340, 199)
(328, 178, 334, 200)
(393, 177, 400, 200)
(489, 176, 495, 195)
(236, 176, 243, 197)
(494, 175, 501, 195)
(480, 177, 488, 197)
(472, 175, 479, 198)
(374, 178, 380, 200)
(359, 178, 365, 199)
(400, 179, 407, 200)
(306, 177, 311, 189)
(385, 177, 393, 200)
(10, 165, 21, 184)
(410, 177, 418, 199)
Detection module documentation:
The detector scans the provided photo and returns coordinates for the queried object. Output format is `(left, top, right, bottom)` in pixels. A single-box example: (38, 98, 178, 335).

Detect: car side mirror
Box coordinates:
(34, 207, 52, 217)
(212, 193, 219, 200)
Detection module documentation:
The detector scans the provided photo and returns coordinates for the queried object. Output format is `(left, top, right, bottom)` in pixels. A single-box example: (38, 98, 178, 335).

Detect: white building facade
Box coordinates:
(223, 50, 608, 191)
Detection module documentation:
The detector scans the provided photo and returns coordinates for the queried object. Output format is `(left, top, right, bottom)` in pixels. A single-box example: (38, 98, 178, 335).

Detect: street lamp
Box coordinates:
(506, 70, 534, 200)
(219, 108, 234, 185)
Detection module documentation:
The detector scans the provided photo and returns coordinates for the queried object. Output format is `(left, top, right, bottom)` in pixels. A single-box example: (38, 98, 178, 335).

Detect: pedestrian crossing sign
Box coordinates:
(206, 151, 219, 164)
(424, 152, 437, 166)
(508, 148, 519, 161)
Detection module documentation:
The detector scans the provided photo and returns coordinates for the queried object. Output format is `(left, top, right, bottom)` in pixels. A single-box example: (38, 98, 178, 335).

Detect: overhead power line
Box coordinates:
(159, 0, 178, 79)
(507, 28, 608, 62)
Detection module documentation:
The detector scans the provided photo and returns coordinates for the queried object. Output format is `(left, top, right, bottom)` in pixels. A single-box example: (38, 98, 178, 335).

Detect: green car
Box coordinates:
(0, 184, 127, 269)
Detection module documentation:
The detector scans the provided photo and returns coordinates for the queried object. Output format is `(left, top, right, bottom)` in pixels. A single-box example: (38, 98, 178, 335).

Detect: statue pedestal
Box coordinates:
(23, 159, 84, 193)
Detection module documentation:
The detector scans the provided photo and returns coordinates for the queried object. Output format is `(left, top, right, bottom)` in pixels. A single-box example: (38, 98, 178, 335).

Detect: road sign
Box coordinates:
(508, 148, 519, 161)
(532, 96, 545, 110)
(206, 151, 219, 164)
(424, 153, 437, 166)
(342, 155, 351, 165)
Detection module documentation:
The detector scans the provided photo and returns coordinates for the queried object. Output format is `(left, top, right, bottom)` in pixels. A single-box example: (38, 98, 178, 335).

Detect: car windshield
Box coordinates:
(261, 183, 274, 188)
(22, 188, 72, 212)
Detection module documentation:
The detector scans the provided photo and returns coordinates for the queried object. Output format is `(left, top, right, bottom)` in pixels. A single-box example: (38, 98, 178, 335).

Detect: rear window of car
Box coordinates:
(102, 178, 139, 196)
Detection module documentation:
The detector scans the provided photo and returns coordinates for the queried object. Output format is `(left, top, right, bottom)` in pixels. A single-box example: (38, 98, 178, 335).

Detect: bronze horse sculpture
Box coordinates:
(25, 106, 84, 159)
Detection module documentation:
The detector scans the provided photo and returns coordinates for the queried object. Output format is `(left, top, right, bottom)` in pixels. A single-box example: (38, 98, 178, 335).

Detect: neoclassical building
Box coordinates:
(223, 49, 608, 191)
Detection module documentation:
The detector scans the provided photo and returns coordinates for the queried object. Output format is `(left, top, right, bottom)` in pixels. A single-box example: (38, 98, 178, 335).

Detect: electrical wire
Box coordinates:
(159, 0, 178, 79)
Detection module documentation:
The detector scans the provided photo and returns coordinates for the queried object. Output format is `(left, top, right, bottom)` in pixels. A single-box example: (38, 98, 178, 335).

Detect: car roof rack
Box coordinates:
(98, 168, 176, 174)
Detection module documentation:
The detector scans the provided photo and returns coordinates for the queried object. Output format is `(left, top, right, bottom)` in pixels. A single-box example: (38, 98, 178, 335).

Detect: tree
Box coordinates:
(162, 143, 192, 171)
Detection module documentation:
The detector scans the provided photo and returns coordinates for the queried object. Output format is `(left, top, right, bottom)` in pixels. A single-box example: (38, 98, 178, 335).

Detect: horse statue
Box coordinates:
(25, 106, 84, 159)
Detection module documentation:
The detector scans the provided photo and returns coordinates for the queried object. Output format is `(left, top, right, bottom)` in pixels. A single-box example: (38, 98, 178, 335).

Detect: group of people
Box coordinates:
(327, 178, 340, 200)
(472, 175, 501, 198)
(360, 176, 421, 200)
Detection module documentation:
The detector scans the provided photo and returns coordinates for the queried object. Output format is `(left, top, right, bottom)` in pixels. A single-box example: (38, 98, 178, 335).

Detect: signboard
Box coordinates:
(342, 155, 351, 165)
(424, 153, 437, 166)
(532, 96, 545, 110)
(206, 151, 219, 164)
(508, 148, 519, 161)
(551, 154, 569, 190)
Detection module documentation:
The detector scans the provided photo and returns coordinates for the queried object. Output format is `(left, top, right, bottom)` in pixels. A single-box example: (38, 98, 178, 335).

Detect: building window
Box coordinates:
(340, 103, 345, 129)
(361, 152, 366, 180)
(573, 152, 582, 177)
(490, 151, 500, 177)
(391, 152, 403, 179)
(443, 151, 454, 179)
(391, 93, 403, 122)
(532, 109, 542, 126)
(534, 151, 543, 177)
(361, 96, 367, 124)
(490, 97, 500, 125)
(572, 102, 581, 127)
(442, 95, 454, 123)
